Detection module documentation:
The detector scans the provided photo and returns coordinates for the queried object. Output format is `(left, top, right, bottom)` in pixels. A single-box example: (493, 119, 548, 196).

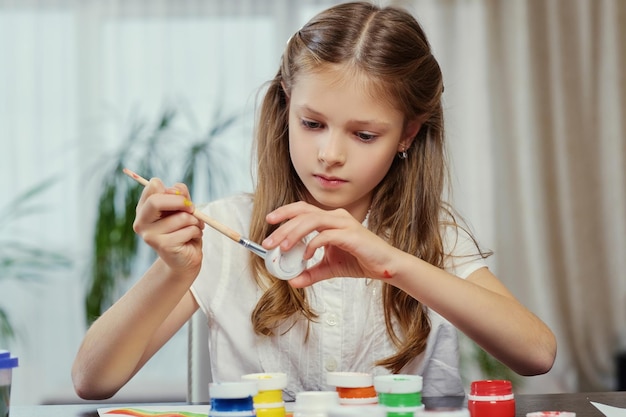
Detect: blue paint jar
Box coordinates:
(209, 381, 258, 416)
(0, 350, 19, 417)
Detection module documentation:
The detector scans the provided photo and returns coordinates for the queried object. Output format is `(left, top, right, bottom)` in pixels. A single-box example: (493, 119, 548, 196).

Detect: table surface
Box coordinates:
(9, 391, 626, 417)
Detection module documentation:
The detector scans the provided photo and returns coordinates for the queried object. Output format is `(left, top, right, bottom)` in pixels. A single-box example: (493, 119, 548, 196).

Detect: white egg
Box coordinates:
(265, 240, 307, 280)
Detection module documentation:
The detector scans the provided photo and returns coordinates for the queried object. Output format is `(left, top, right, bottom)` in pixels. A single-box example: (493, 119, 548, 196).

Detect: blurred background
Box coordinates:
(0, 0, 624, 406)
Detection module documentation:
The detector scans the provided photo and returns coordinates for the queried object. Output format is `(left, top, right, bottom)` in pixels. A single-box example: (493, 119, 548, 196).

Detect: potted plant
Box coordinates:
(0, 179, 72, 345)
(84, 105, 242, 323)
(460, 333, 522, 387)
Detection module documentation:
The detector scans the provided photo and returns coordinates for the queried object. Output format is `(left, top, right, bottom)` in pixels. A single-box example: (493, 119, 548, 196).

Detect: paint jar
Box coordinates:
(526, 412, 576, 417)
(209, 381, 258, 417)
(0, 350, 18, 417)
(327, 404, 387, 417)
(326, 372, 378, 406)
(293, 391, 340, 417)
(242, 372, 288, 417)
(374, 374, 423, 417)
(467, 380, 515, 417)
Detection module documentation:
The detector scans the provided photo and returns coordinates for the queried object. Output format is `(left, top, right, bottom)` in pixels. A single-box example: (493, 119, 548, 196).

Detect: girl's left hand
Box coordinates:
(263, 201, 401, 287)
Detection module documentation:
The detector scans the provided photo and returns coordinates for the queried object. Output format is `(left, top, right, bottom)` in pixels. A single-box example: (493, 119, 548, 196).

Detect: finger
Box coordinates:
(265, 201, 316, 224)
(149, 193, 195, 216)
(287, 271, 318, 289)
(265, 209, 354, 253)
(137, 177, 166, 206)
(140, 213, 203, 247)
(303, 228, 358, 259)
(264, 213, 315, 251)
(165, 182, 192, 199)
(154, 225, 204, 250)
(155, 211, 201, 234)
(264, 203, 328, 250)
(134, 196, 198, 234)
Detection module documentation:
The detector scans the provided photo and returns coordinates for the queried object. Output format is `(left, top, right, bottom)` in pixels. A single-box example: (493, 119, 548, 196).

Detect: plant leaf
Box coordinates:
(0, 308, 15, 345)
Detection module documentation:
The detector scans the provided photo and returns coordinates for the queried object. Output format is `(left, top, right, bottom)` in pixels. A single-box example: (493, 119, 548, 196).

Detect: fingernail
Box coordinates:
(262, 237, 273, 246)
(183, 198, 193, 207)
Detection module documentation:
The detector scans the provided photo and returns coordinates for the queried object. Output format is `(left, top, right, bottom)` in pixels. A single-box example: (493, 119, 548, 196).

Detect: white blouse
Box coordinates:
(190, 194, 487, 400)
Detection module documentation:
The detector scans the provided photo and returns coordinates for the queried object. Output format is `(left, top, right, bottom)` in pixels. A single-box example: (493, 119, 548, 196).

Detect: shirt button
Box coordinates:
(326, 313, 338, 326)
(325, 357, 337, 371)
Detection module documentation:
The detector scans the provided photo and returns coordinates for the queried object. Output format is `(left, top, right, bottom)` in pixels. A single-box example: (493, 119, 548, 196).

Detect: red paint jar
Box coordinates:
(467, 380, 515, 417)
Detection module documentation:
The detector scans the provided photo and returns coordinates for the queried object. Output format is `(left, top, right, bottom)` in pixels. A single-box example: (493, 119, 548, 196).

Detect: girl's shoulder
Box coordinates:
(439, 212, 490, 278)
(441, 222, 479, 256)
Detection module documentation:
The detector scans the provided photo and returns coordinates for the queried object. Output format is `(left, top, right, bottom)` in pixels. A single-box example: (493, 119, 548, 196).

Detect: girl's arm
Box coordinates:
(72, 178, 205, 399)
(387, 255, 556, 376)
(72, 269, 199, 399)
(264, 202, 557, 376)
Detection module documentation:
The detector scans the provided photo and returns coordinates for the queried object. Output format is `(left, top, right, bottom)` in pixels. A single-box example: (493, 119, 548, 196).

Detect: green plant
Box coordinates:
(460, 334, 522, 387)
(472, 345, 520, 383)
(85, 105, 241, 324)
(0, 179, 72, 345)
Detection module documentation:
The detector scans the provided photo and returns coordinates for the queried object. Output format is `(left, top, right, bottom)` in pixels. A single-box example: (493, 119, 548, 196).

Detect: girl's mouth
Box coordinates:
(314, 174, 347, 187)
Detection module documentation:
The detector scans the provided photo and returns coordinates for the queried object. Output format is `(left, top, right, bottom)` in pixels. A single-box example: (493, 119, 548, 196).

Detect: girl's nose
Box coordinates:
(317, 131, 346, 166)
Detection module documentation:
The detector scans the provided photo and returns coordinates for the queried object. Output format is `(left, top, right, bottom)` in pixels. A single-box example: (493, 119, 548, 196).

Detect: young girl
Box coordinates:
(72, 1, 556, 401)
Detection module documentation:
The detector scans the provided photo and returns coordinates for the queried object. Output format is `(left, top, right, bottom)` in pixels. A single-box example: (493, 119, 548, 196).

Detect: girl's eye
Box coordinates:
(301, 119, 323, 130)
(356, 132, 377, 142)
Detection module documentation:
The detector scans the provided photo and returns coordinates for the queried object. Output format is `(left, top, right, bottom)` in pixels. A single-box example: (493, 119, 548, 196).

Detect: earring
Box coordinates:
(398, 150, 408, 159)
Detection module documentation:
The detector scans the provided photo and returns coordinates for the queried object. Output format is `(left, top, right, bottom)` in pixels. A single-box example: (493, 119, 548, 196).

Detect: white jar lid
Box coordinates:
(373, 374, 423, 393)
(327, 372, 373, 388)
(327, 405, 387, 417)
(241, 372, 288, 391)
(293, 391, 340, 411)
(209, 381, 258, 398)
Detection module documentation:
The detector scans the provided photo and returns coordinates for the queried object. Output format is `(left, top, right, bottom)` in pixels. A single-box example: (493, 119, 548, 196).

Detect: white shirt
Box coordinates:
(190, 194, 487, 400)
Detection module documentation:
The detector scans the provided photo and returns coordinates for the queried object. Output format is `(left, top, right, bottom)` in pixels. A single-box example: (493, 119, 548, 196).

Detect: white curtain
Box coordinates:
(481, 0, 626, 392)
(0, 0, 623, 405)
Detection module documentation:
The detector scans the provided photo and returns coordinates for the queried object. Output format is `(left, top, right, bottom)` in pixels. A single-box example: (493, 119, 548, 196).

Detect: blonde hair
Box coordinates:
(250, 1, 455, 373)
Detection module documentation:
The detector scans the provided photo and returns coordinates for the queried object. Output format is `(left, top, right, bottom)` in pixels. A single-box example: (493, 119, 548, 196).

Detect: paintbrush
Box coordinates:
(122, 168, 307, 280)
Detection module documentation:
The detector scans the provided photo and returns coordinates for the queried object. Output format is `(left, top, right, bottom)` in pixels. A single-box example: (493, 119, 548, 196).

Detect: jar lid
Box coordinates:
(293, 391, 340, 411)
(327, 405, 387, 417)
(526, 412, 576, 417)
(0, 351, 18, 369)
(374, 374, 422, 393)
(327, 372, 373, 388)
(470, 380, 513, 396)
(241, 373, 287, 391)
(209, 381, 258, 399)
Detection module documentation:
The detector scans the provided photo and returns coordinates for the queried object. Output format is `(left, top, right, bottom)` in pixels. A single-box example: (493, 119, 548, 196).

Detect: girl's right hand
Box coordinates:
(132, 177, 205, 277)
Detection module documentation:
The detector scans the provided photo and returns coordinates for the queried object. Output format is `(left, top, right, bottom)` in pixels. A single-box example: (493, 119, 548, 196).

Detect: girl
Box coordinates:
(72, 1, 556, 401)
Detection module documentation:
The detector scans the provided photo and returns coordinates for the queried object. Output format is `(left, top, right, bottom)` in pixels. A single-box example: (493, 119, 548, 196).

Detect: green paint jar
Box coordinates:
(374, 374, 423, 417)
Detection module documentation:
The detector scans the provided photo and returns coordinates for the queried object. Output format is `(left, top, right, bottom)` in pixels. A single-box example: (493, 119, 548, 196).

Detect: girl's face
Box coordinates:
(287, 65, 417, 221)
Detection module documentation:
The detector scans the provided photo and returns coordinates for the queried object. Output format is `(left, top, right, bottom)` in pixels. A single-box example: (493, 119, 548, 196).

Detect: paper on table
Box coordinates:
(98, 405, 210, 417)
(98, 405, 295, 417)
(590, 401, 626, 417)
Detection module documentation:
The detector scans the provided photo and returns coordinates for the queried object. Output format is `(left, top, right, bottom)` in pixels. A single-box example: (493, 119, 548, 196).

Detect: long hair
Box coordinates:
(250, 1, 451, 373)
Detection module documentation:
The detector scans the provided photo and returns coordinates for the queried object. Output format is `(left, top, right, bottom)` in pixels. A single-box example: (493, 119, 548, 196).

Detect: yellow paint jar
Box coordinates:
(242, 372, 288, 417)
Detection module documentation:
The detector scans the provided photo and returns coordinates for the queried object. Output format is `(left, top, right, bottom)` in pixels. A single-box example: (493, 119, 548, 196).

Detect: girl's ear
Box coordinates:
(398, 120, 422, 152)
